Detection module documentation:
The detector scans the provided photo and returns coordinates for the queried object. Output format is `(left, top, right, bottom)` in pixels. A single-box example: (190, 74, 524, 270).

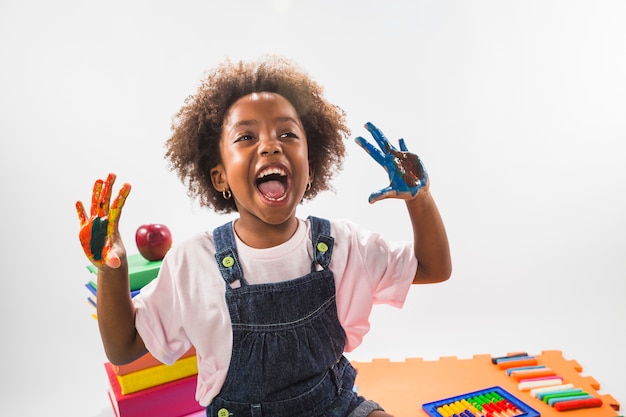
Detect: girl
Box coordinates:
(76, 55, 451, 417)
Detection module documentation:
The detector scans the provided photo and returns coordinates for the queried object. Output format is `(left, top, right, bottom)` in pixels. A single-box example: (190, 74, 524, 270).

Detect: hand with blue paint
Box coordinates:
(76, 173, 131, 268)
(355, 122, 429, 203)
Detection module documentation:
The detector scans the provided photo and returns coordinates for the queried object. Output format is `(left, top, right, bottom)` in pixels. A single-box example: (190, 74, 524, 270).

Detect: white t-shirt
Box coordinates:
(133, 217, 417, 406)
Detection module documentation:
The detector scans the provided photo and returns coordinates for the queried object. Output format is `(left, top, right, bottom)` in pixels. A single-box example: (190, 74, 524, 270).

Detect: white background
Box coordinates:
(1, 1, 625, 416)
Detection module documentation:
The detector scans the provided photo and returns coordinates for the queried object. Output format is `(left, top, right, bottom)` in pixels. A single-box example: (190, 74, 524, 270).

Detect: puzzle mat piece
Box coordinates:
(352, 350, 620, 417)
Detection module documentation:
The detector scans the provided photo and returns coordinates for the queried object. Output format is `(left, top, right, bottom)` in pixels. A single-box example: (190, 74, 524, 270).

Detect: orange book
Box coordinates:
(114, 346, 196, 376)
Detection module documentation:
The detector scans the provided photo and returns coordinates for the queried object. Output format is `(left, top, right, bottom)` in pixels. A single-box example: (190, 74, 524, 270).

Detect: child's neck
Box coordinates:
(233, 216, 299, 249)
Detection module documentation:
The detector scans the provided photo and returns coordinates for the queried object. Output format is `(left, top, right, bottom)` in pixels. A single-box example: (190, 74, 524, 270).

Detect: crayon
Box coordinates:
(506, 365, 545, 376)
(553, 396, 602, 411)
(491, 352, 528, 364)
(537, 388, 587, 403)
(518, 376, 563, 390)
(548, 394, 593, 407)
(529, 383, 574, 398)
(510, 368, 556, 381)
(495, 355, 535, 364)
(497, 357, 538, 370)
(539, 388, 583, 401)
(519, 375, 563, 384)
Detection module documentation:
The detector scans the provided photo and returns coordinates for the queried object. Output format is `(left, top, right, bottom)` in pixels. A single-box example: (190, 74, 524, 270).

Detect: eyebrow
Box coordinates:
(227, 116, 301, 131)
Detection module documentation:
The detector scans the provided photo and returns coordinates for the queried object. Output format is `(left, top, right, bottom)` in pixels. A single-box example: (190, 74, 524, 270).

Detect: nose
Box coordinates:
(258, 133, 282, 156)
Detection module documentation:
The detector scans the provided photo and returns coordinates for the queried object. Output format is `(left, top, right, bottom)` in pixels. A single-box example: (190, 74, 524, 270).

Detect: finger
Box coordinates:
(398, 138, 408, 152)
(364, 122, 396, 154)
(368, 186, 394, 204)
(355, 136, 386, 166)
(110, 183, 131, 213)
(91, 178, 103, 217)
(75, 201, 88, 227)
(108, 183, 132, 236)
(371, 186, 424, 204)
(98, 173, 116, 217)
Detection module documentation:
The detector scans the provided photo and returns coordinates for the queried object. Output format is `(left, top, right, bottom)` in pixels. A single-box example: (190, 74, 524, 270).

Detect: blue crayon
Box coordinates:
(506, 365, 546, 376)
(491, 352, 529, 364)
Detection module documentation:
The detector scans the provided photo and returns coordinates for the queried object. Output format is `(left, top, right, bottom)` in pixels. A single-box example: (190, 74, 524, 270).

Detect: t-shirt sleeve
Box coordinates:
(367, 236, 417, 308)
(133, 254, 192, 365)
(331, 219, 417, 351)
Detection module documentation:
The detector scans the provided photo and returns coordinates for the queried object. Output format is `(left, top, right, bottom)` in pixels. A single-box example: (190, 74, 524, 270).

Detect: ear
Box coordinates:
(308, 165, 314, 184)
(210, 164, 228, 192)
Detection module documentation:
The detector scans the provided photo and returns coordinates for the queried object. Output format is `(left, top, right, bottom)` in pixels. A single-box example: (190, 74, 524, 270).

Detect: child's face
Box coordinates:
(211, 92, 311, 228)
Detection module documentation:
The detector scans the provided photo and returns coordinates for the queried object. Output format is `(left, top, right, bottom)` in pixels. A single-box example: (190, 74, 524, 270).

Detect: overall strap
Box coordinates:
(308, 216, 334, 271)
(213, 221, 246, 287)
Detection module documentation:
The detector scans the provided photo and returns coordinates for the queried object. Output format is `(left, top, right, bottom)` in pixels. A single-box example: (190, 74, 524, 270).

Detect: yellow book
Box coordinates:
(116, 355, 198, 395)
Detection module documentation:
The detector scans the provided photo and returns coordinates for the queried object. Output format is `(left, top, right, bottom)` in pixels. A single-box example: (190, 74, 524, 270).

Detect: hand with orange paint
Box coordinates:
(76, 173, 131, 268)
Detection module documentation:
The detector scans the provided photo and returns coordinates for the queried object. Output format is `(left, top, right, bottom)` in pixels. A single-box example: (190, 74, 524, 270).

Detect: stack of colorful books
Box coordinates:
(104, 348, 203, 417)
(85, 254, 204, 417)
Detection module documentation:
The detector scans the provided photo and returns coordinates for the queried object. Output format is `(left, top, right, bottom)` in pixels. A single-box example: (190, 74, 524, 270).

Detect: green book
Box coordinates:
(86, 253, 162, 291)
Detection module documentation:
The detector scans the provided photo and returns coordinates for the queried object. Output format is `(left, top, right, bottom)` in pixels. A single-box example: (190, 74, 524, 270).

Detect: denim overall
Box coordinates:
(207, 217, 364, 417)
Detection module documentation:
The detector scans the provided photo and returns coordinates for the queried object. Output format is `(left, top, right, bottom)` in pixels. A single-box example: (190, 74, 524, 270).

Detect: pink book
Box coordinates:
(105, 362, 204, 417)
(180, 411, 207, 417)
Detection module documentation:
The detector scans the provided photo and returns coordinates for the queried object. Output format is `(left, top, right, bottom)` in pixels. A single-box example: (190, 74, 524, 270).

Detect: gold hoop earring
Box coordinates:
(222, 189, 232, 200)
(305, 182, 312, 192)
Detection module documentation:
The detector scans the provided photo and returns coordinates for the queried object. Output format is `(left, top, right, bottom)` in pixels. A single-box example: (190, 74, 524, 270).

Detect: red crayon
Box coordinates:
(553, 397, 603, 411)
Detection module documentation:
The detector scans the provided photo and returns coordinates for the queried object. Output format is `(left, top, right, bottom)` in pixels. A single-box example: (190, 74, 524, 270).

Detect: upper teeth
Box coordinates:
(258, 167, 286, 178)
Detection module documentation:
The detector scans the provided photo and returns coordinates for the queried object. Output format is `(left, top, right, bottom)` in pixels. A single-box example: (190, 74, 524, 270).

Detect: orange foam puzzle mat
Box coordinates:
(352, 350, 620, 417)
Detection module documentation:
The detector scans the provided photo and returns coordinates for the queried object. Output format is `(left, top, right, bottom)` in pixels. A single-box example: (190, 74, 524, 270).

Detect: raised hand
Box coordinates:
(76, 173, 131, 268)
(355, 122, 429, 203)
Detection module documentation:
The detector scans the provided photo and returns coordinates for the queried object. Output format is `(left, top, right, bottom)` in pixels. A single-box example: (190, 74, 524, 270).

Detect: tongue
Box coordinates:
(258, 180, 286, 199)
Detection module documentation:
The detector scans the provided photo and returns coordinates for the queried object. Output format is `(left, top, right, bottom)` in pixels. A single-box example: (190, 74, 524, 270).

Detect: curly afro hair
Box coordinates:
(165, 55, 351, 214)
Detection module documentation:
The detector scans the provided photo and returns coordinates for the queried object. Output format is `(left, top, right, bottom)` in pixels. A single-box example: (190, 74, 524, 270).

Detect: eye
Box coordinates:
(279, 131, 299, 139)
(234, 134, 255, 143)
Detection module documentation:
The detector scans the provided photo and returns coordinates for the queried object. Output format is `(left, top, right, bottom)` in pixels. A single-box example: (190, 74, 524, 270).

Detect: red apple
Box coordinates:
(135, 224, 173, 261)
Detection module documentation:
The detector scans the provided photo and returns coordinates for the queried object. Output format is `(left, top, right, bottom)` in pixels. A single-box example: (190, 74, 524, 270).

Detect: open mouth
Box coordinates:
(256, 167, 289, 201)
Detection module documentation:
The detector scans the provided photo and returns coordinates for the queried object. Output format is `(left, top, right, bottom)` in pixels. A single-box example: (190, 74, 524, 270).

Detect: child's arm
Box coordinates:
(405, 188, 451, 283)
(355, 122, 452, 284)
(76, 173, 148, 364)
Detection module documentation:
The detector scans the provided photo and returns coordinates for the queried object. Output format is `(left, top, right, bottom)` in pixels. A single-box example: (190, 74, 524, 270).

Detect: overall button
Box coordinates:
(316, 242, 328, 253)
(222, 256, 235, 268)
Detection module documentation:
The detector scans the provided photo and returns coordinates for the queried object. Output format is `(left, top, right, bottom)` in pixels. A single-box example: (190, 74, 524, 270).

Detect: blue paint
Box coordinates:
(355, 122, 429, 203)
